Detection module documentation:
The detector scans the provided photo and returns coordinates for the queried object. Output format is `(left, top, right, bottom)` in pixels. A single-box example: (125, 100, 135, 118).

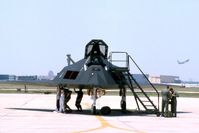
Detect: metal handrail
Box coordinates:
(109, 51, 160, 110)
(128, 55, 160, 110)
(109, 51, 129, 69)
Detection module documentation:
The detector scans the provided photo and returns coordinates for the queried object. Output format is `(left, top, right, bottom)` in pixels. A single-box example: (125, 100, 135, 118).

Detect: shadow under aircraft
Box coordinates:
(2, 39, 160, 116)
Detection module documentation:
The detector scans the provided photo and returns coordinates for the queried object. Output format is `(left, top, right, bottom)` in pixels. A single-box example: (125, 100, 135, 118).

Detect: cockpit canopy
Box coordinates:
(84, 40, 108, 59)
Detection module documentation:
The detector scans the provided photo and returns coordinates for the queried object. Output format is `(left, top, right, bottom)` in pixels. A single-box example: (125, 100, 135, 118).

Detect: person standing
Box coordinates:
(59, 87, 65, 113)
(170, 88, 179, 117)
(161, 85, 171, 117)
(59, 87, 72, 113)
(74, 88, 84, 111)
(64, 89, 72, 112)
(56, 86, 61, 112)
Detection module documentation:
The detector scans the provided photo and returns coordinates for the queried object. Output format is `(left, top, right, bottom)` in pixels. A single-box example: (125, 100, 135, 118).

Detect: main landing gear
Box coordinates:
(120, 88, 127, 112)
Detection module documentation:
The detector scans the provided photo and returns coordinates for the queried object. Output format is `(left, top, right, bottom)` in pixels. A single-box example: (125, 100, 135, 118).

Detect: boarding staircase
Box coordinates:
(109, 52, 160, 115)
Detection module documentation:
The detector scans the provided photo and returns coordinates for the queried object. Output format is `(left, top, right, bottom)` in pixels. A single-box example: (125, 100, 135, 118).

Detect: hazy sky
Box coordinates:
(0, 0, 199, 81)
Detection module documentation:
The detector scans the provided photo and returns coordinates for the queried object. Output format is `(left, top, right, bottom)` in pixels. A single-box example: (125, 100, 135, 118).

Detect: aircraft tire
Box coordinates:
(92, 106, 96, 115)
(100, 106, 111, 115)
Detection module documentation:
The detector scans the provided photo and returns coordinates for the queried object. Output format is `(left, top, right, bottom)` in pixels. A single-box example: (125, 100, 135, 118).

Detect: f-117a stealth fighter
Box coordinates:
(53, 39, 160, 115)
(1, 39, 160, 115)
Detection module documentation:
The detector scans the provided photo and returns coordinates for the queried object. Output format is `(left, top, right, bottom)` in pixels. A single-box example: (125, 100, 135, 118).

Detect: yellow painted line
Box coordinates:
(73, 103, 145, 133)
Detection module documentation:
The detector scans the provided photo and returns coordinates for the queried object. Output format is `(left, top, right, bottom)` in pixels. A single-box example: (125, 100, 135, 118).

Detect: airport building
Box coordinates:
(0, 74, 16, 81)
(0, 74, 54, 81)
(17, 75, 38, 81)
(132, 74, 181, 84)
(160, 75, 181, 83)
(148, 75, 161, 84)
(37, 75, 55, 80)
(132, 74, 150, 85)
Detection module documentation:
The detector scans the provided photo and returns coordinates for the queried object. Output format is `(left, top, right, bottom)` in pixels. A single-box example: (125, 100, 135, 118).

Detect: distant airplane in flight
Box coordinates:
(177, 59, 190, 64)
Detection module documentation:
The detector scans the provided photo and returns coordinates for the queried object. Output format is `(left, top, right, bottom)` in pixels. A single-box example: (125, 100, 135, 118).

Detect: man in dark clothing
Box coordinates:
(64, 89, 72, 113)
(170, 88, 179, 117)
(161, 85, 171, 117)
(74, 88, 84, 111)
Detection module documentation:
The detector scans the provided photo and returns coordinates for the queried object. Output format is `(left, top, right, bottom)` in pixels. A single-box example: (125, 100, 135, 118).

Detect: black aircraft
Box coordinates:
(53, 39, 160, 115)
(2, 39, 160, 115)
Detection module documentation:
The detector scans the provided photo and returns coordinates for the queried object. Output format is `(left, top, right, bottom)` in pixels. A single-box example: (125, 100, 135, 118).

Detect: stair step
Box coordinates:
(121, 71, 159, 114)
(146, 109, 157, 113)
(145, 105, 154, 107)
(141, 101, 150, 102)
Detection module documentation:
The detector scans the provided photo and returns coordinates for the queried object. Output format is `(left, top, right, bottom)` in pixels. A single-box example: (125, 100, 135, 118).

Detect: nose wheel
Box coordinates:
(91, 87, 98, 115)
(92, 105, 97, 114)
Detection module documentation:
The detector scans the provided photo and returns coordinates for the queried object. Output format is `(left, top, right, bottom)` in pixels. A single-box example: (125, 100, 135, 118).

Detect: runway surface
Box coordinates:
(0, 94, 199, 133)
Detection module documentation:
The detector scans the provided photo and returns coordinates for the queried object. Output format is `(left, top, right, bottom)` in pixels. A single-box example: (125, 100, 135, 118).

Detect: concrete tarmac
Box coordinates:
(0, 94, 199, 133)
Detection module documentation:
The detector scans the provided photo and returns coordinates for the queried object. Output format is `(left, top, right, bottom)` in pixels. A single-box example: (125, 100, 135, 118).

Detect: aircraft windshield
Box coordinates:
(84, 40, 108, 59)
(99, 45, 106, 56)
(87, 45, 93, 55)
